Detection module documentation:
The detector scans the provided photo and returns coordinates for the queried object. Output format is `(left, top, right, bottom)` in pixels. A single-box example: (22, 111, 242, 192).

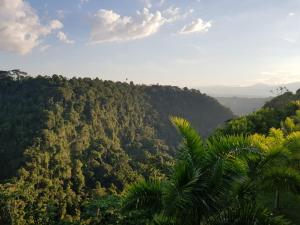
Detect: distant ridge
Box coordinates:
(216, 96, 271, 116)
(197, 82, 300, 98)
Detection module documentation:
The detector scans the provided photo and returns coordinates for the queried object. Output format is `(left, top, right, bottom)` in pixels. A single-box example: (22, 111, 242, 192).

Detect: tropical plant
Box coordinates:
(123, 117, 265, 225)
(205, 203, 291, 225)
(248, 128, 300, 210)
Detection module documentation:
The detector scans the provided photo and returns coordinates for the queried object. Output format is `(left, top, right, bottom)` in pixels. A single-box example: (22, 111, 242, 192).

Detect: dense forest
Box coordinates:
(122, 91, 300, 225)
(0, 71, 234, 224)
(0, 70, 300, 225)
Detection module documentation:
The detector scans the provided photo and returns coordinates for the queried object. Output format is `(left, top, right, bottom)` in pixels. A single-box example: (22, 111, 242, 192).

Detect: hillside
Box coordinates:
(0, 72, 233, 180)
(216, 96, 271, 115)
(216, 89, 300, 136)
(264, 90, 300, 109)
(214, 90, 300, 224)
(0, 72, 233, 224)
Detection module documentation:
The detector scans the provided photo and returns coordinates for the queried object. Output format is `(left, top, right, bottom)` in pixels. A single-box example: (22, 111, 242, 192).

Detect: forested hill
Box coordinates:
(143, 86, 233, 143)
(217, 89, 300, 136)
(1, 72, 299, 225)
(0, 71, 233, 185)
(0, 72, 233, 224)
(264, 89, 300, 109)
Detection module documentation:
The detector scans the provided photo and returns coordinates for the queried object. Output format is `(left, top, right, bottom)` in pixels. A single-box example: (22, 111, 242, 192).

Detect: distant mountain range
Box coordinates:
(198, 82, 300, 98)
(196, 82, 300, 115)
(216, 97, 272, 116)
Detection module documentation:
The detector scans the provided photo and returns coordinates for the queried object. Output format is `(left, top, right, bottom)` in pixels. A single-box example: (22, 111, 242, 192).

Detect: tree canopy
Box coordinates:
(0, 72, 233, 224)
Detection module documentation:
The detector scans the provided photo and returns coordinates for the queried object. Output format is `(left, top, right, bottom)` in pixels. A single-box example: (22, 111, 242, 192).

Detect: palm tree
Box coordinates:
(248, 128, 300, 211)
(262, 167, 300, 210)
(205, 203, 291, 225)
(123, 117, 296, 224)
(123, 117, 254, 225)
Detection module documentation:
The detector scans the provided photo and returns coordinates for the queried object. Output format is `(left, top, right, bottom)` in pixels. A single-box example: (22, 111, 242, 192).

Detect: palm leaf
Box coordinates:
(205, 204, 291, 225)
(261, 167, 300, 194)
(170, 117, 206, 165)
(149, 214, 176, 225)
(123, 179, 163, 216)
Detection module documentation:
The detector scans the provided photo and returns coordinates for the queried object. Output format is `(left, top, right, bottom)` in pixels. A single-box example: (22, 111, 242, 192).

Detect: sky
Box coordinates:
(0, 0, 300, 87)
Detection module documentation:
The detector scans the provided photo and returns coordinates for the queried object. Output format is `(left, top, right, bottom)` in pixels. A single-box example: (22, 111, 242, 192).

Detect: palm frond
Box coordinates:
(205, 204, 291, 225)
(123, 179, 164, 215)
(149, 214, 176, 225)
(206, 135, 253, 178)
(205, 135, 251, 196)
(248, 147, 290, 180)
(285, 131, 300, 162)
(261, 167, 300, 194)
(206, 135, 253, 157)
(163, 161, 202, 214)
(170, 117, 206, 165)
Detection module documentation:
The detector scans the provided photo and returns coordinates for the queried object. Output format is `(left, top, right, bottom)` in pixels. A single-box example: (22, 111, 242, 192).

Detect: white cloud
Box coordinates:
(40, 44, 51, 52)
(49, 20, 63, 30)
(162, 6, 194, 23)
(90, 8, 168, 43)
(163, 6, 193, 23)
(179, 18, 212, 35)
(90, 6, 190, 43)
(289, 12, 295, 17)
(0, 0, 63, 54)
(163, 6, 180, 22)
(57, 31, 75, 44)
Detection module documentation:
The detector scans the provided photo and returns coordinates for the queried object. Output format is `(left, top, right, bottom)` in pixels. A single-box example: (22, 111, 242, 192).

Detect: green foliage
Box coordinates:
(0, 72, 233, 224)
(123, 118, 268, 225)
(1, 71, 299, 225)
(265, 91, 300, 109)
(81, 195, 123, 225)
(262, 167, 300, 193)
(205, 203, 291, 225)
(122, 179, 163, 215)
(124, 116, 300, 225)
(217, 92, 300, 136)
(144, 86, 233, 142)
(247, 123, 300, 222)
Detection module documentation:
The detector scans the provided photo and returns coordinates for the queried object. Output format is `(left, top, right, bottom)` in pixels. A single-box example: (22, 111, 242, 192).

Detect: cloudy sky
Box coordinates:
(0, 0, 300, 86)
